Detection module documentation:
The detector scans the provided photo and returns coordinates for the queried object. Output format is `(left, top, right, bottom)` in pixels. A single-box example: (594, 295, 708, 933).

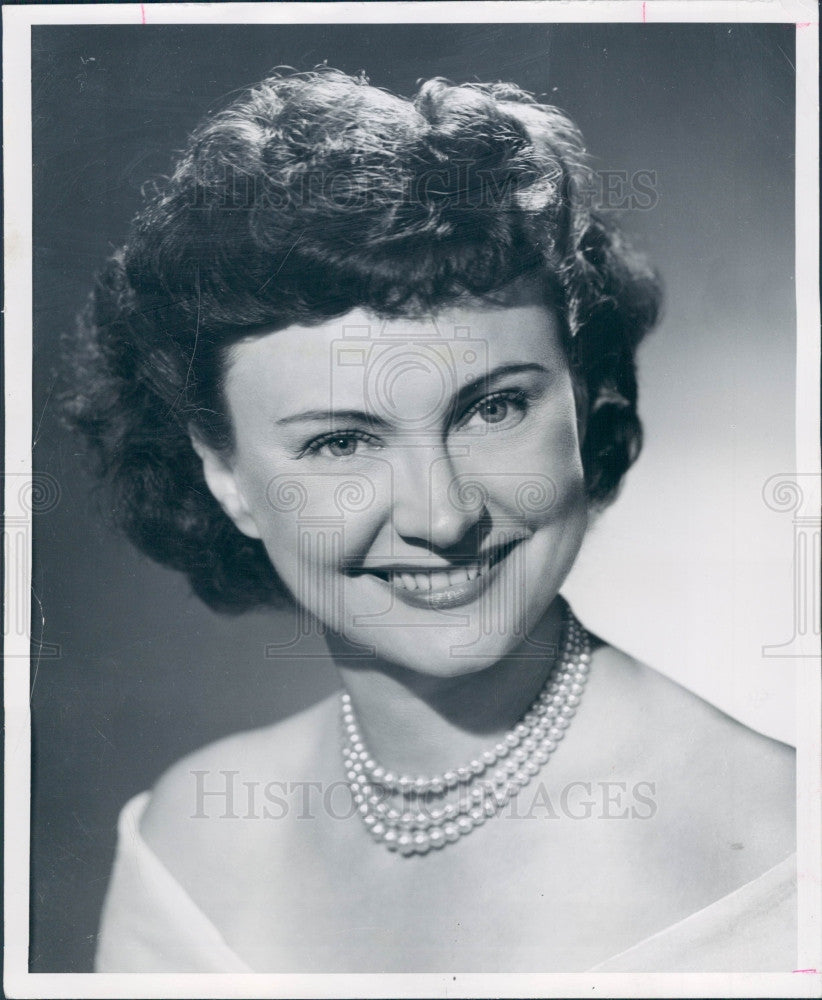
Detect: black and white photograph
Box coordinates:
(3, 2, 820, 995)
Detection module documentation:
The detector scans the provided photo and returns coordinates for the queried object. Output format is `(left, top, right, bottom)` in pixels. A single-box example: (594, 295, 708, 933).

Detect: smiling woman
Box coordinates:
(64, 67, 796, 973)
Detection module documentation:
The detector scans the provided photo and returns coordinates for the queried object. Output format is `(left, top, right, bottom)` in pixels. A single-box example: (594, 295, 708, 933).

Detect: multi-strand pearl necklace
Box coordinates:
(341, 609, 591, 856)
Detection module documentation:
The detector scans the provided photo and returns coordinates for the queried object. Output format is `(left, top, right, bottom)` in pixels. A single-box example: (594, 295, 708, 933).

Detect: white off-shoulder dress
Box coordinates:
(95, 791, 797, 973)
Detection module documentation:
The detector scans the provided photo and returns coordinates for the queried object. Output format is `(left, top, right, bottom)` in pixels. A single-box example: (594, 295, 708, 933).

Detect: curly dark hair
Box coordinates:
(64, 68, 661, 613)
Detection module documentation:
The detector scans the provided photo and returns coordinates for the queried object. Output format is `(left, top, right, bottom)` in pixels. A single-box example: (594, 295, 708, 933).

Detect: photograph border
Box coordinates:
(4, 2, 820, 997)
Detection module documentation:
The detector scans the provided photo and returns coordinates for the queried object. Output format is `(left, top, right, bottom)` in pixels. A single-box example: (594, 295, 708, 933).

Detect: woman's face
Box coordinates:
(200, 289, 588, 676)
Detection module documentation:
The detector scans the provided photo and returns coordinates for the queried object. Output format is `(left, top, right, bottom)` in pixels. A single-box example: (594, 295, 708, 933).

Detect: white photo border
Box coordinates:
(4, 2, 820, 997)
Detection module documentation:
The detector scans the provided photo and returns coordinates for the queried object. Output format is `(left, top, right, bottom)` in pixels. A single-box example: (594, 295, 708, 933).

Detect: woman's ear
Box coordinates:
(188, 428, 262, 539)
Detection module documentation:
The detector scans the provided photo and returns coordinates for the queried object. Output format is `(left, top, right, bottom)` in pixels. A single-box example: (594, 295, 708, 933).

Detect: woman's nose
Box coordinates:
(391, 447, 479, 549)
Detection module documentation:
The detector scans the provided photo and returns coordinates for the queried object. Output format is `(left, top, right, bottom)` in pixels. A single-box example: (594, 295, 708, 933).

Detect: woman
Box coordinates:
(67, 68, 795, 973)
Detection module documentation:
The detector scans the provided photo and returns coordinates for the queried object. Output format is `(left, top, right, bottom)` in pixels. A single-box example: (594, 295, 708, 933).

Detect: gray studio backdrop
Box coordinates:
(31, 23, 795, 972)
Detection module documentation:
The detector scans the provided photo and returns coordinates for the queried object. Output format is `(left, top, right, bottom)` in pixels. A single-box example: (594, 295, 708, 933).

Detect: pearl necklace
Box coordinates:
(341, 608, 591, 856)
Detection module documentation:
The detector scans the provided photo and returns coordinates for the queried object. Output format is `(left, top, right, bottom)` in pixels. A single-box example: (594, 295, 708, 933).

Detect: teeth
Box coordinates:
(388, 564, 487, 591)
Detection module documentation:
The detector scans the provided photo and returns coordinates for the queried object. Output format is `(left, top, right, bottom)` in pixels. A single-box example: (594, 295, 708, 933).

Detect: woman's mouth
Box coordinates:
(361, 538, 525, 610)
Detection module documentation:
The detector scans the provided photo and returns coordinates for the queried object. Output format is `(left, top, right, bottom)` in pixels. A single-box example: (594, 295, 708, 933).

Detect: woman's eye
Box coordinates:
(325, 436, 359, 457)
(460, 392, 528, 432)
(304, 432, 378, 459)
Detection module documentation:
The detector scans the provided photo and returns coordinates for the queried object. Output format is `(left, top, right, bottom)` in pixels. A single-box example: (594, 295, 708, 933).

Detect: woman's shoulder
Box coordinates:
(138, 692, 340, 910)
(586, 641, 795, 881)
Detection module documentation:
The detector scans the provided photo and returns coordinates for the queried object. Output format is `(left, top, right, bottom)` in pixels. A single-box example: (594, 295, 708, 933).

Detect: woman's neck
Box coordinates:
(328, 598, 566, 776)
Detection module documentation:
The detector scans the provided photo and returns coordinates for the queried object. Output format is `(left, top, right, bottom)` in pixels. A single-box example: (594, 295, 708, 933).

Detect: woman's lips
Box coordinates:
(362, 539, 525, 610)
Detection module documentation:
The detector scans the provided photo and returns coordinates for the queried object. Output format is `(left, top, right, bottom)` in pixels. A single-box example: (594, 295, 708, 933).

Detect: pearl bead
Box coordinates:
(493, 768, 508, 785)
(512, 747, 528, 762)
(428, 777, 445, 795)
(541, 739, 557, 753)
(566, 694, 581, 707)
(470, 787, 485, 803)
(398, 833, 415, 856)
(386, 807, 401, 823)
(414, 776, 429, 794)
(456, 766, 471, 782)
(383, 829, 399, 850)
(560, 705, 575, 719)
(443, 822, 460, 842)
(399, 812, 415, 827)
(443, 804, 458, 821)
(483, 798, 497, 817)
(524, 760, 540, 775)
(522, 737, 537, 751)
(505, 733, 520, 748)
(370, 821, 386, 838)
(443, 771, 459, 788)
(429, 827, 446, 848)
(523, 713, 538, 727)
(470, 759, 485, 775)
(414, 812, 430, 829)
(554, 717, 570, 730)
(548, 727, 565, 741)
(533, 749, 549, 765)
(412, 832, 431, 854)
(469, 807, 485, 824)
(357, 803, 369, 816)
(382, 772, 397, 787)
(514, 723, 530, 739)
(456, 815, 473, 834)
(505, 758, 519, 774)
(363, 813, 377, 828)
(398, 775, 414, 793)
(494, 742, 509, 757)
(481, 750, 497, 766)
(371, 765, 385, 781)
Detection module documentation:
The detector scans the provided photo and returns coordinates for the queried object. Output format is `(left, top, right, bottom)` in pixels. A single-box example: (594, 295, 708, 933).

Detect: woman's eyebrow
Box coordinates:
(275, 408, 394, 429)
(456, 362, 550, 404)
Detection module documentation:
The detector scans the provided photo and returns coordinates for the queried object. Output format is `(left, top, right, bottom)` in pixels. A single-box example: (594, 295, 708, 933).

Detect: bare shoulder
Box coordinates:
(139, 693, 339, 910)
(586, 641, 795, 879)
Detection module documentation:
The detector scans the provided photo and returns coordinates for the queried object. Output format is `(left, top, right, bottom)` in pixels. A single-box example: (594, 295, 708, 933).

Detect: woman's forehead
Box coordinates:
(222, 299, 565, 431)
(226, 299, 562, 384)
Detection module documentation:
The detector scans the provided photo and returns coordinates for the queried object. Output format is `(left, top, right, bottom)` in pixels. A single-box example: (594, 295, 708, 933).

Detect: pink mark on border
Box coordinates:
(140, 3, 146, 24)
(796, 21, 816, 27)
(793, 968, 819, 973)
(642, 1, 647, 22)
